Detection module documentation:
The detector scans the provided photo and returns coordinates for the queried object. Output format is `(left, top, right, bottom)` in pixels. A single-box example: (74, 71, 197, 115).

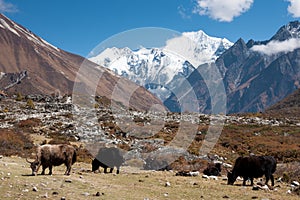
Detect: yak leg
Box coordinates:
(41, 165, 46, 175)
(242, 177, 247, 186)
(109, 168, 113, 173)
(104, 167, 108, 173)
(270, 174, 274, 186)
(116, 167, 120, 174)
(64, 163, 71, 175)
(48, 165, 53, 175)
(250, 178, 254, 186)
(265, 172, 274, 186)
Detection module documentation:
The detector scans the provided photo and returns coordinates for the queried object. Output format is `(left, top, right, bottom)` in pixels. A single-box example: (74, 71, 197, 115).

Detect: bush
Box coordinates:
(0, 129, 34, 157)
(26, 99, 35, 109)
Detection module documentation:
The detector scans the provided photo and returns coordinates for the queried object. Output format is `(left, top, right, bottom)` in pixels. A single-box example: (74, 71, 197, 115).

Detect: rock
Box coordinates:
(0, 155, 3, 159)
(252, 185, 269, 191)
(95, 192, 104, 197)
(32, 186, 38, 192)
(202, 174, 209, 179)
(223, 195, 229, 198)
(52, 191, 59, 195)
(261, 185, 270, 191)
(61, 197, 66, 200)
(42, 193, 48, 198)
(22, 189, 29, 192)
(165, 182, 171, 187)
(82, 192, 90, 196)
(65, 179, 72, 183)
(209, 176, 218, 180)
(292, 181, 300, 187)
(189, 171, 200, 176)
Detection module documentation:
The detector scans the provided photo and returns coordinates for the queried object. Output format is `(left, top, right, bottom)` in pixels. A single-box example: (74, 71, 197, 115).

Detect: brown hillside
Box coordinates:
(0, 14, 163, 111)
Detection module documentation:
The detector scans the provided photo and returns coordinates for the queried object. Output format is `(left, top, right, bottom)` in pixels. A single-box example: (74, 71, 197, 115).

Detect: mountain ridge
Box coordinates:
(0, 13, 163, 111)
(89, 30, 233, 102)
(165, 21, 300, 114)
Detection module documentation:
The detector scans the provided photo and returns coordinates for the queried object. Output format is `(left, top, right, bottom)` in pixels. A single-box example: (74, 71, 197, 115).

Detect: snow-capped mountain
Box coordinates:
(89, 30, 233, 101)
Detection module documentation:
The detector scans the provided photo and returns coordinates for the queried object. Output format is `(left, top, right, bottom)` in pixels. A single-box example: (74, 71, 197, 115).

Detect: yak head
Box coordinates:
(91, 159, 100, 172)
(227, 171, 237, 185)
(26, 158, 39, 176)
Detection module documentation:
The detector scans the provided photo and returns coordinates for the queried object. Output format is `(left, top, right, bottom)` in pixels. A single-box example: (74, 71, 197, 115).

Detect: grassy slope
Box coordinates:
(0, 156, 298, 200)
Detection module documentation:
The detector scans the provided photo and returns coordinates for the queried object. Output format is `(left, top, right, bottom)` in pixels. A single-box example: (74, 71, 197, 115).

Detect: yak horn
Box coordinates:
(26, 157, 33, 163)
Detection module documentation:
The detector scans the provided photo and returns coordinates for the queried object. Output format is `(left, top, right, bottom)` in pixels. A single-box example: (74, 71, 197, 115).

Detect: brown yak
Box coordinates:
(26, 144, 77, 176)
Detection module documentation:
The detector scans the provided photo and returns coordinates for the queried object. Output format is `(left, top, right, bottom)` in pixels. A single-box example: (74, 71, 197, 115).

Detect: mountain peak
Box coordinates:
(271, 20, 300, 41)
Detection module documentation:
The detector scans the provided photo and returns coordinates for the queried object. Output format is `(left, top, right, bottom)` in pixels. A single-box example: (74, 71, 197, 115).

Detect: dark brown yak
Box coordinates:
(227, 155, 276, 186)
(26, 144, 77, 176)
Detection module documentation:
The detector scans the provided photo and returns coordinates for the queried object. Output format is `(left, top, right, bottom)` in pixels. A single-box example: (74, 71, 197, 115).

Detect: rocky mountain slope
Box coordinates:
(0, 14, 163, 111)
(265, 88, 300, 118)
(165, 21, 300, 114)
(89, 30, 232, 102)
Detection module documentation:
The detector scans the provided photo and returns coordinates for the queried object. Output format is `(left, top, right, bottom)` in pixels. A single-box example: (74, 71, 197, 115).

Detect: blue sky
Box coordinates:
(1, 0, 300, 56)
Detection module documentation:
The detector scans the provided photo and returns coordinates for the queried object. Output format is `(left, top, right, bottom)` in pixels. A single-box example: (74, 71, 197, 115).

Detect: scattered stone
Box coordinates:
(222, 176, 228, 181)
(22, 189, 29, 192)
(292, 181, 300, 187)
(252, 185, 269, 191)
(202, 174, 209, 179)
(61, 197, 66, 200)
(0, 155, 3, 159)
(223, 195, 229, 198)
(251, 196, 258, 199)
(52, 191, 59, 195)
(165, 182, 171, 187)
(65, 179, 72, 183)
(95, 192, 104, 196)
(82, 192, 90, 196)
(42, 193, 48, 198)
(209, 176, 218, 180)
(32, 186, 38, 192)
(164, 193, 168, 197)
(189, 171, 200, 177)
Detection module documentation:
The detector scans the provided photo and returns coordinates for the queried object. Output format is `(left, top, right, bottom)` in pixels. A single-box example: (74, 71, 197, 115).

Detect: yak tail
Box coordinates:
(72, 150, 77, 164)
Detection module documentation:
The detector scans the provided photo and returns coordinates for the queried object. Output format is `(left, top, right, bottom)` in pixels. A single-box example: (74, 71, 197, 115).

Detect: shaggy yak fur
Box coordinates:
(227, 155, 276, 186)
(27, 144, 77, 175)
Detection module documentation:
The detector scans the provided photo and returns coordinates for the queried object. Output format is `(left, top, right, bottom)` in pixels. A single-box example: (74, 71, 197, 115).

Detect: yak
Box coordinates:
(203, 162, 222, 176)
(227, 155, 276, 186)
(92, 147, 124, 174)
(26, 144, 77, 176)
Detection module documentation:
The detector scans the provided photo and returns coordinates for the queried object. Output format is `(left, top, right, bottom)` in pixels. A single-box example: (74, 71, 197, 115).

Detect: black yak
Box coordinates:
(203, 162, 222, 176)
(26, 144, 77, 176)
(227, 155, 276, 186)
(92, 147, 124, 174)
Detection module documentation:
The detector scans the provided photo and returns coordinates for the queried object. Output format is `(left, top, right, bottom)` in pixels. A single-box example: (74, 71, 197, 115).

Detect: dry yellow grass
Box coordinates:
(0, 156, 298, 200)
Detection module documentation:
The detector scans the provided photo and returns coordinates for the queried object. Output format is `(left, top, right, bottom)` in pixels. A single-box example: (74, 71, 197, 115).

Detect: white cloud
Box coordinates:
(0, 0, 17, 13)
(193, 0, 254, 22)
(287, 0, 300, 17)
(178, 5, 191, 19)
(251, 38, 300, 56)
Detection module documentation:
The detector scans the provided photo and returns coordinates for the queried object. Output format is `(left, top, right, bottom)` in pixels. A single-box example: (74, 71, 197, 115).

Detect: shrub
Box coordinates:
(26, 99, 35, 109)
(0, 129, 34, 157)
(16, 92, 23, 101)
